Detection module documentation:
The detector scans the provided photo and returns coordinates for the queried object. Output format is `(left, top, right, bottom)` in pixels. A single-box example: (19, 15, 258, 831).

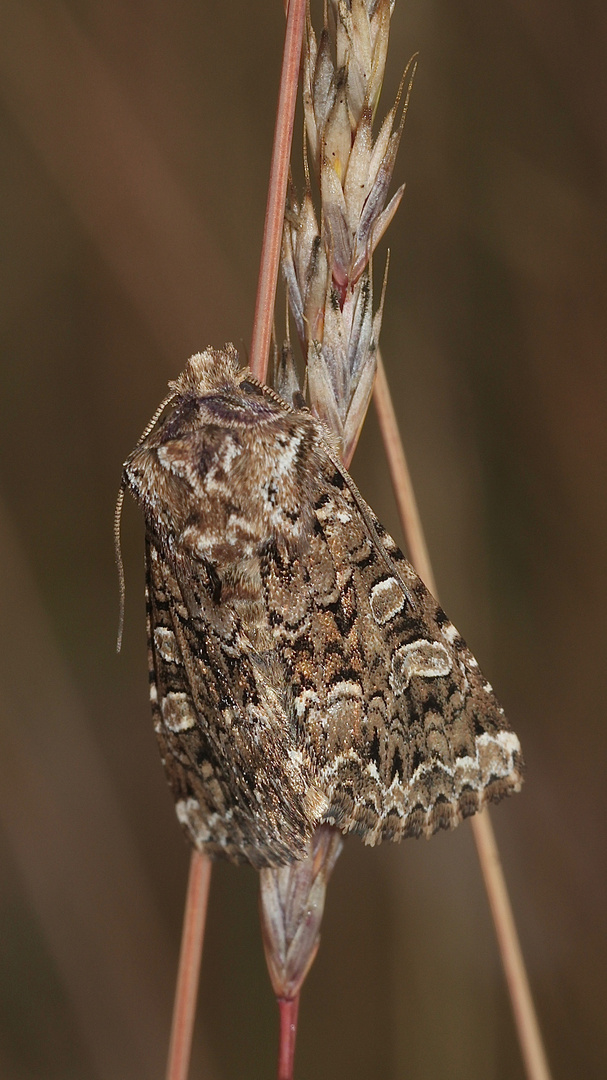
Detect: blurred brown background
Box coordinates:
(1, 1, 605, 1077)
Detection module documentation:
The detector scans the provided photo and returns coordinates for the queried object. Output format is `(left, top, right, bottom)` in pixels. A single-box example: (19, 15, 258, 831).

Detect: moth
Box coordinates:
(121, 344, 523, 869)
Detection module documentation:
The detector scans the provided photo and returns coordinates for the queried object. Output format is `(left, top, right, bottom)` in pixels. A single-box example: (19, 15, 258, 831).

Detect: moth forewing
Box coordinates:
(123, 345, 523, 867)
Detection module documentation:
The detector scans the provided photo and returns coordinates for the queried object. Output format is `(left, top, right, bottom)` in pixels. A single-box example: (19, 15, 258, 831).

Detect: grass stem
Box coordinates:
(373, 352, 552, 1080)
(471, 812, 552, 1080)
(277, 994, 301, 1080)
(165, 851, 212, 1080)
(249, 0, 307, 383)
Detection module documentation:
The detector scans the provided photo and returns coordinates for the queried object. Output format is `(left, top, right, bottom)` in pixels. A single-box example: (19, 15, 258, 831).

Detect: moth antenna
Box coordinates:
(136, 390, 176, 446)
(116, 387, 177, 653)
(114, 482, 127, 653)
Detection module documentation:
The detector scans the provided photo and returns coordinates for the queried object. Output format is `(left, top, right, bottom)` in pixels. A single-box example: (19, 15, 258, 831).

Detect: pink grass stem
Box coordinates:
(277, 994, 300, 1080)
(249, 0, 306, 383)
(373, 353, 552, 1080)
(166, 5, 305, 1073)
(166, 850, 212, 1080)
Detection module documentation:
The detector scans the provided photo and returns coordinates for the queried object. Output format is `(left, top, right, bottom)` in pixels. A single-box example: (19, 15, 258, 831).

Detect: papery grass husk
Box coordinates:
(260, 825, 343, 1001)
(281, 0, 416, 459)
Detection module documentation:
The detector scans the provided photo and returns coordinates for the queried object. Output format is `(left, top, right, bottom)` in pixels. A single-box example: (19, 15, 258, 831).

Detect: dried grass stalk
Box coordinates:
(260, 2, 411, 1070)
(373, 354, 553, 1080)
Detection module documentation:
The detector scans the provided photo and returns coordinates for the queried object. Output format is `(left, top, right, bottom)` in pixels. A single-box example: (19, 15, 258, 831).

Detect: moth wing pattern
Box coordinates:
(145, 539, 326, 867)
(125, 345, 523, 867)
(262, 452, 523, 845)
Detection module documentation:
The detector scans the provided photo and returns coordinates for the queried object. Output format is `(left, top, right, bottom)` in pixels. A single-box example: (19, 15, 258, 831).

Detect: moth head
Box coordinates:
(122, 346, 324, 569)
(171, 343, 241, 397)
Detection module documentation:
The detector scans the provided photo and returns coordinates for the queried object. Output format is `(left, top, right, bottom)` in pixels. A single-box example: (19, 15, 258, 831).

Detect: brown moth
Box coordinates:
(122, 344, 523, 869)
